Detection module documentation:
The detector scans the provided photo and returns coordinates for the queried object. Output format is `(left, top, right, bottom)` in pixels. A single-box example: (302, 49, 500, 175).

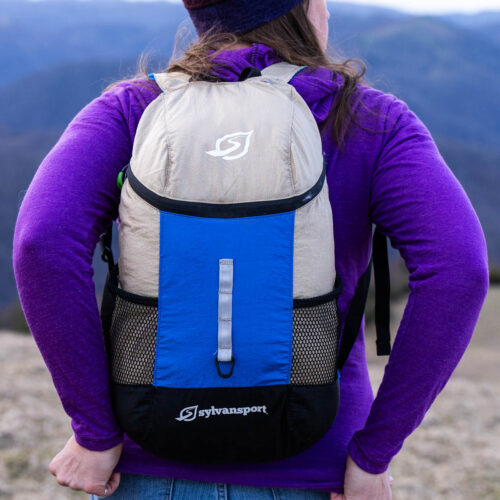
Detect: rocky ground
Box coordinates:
(0, 287, 498, 499)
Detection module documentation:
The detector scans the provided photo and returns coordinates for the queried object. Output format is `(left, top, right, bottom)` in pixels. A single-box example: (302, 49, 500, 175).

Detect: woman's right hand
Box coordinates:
(49, 434, 123, 497)
(330, 454, 393, 500)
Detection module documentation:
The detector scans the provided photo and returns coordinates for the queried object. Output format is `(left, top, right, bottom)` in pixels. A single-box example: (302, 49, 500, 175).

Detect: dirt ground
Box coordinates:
(0, 287, 498, 499)
(365, 286, 500, 500)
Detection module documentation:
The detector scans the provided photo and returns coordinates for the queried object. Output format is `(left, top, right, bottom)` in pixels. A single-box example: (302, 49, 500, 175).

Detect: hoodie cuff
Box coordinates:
(73, 425, 124, 452)
(347, 435, 390, 475)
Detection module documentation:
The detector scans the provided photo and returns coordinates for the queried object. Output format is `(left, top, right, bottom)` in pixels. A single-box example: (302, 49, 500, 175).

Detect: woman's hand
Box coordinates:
(330, 454, 393, 500)
(49, 434, 123, 497)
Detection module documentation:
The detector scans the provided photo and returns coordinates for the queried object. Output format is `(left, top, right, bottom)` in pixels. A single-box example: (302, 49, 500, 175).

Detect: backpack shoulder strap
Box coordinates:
(337, 226, 392, 372)
(151, 64, 305, 91)
(373, 228, 392, 356)
(261, 62, 307, 83)
(149, 71, 190, 93)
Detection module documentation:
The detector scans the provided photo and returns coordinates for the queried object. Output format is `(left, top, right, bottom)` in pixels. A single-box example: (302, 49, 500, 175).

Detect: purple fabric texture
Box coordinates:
(13, 44, 489, 493)
(185, 0, 304, 35)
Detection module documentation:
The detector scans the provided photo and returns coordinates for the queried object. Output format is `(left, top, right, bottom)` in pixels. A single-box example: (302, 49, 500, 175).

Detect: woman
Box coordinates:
(13, 0, 489, 499)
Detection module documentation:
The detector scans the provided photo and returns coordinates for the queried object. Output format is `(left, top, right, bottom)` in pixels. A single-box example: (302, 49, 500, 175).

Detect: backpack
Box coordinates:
(99, 62, 391, 464)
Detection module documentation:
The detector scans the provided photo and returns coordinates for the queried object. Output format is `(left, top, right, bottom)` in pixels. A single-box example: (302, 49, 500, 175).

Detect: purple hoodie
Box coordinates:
(13, 44, 489, 494)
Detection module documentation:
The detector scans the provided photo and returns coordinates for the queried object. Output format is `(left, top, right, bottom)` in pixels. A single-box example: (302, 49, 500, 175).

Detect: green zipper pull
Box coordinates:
(117, 171, 125, 190)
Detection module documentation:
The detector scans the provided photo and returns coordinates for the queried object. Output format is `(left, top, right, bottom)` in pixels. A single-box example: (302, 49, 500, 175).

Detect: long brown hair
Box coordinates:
(112, 1, 367, 147)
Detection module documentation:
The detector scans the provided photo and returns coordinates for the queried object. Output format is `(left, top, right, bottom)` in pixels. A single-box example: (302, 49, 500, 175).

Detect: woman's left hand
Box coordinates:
(49, 434, 123, 497)
(330, 454, 393, 500)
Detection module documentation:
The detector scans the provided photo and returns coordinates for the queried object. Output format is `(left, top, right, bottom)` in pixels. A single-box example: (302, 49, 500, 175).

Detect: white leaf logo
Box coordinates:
(175, 405, 198, 422)
(207, 131, 254, 161)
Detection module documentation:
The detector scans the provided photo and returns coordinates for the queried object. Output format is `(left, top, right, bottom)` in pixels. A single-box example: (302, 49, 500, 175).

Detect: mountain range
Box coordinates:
(0, 0, 499, 314)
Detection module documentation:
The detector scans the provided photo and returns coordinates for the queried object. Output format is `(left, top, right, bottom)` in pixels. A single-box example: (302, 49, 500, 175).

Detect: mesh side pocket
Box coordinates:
(291, 294, 340, 385)
(107, 293, 158, 385)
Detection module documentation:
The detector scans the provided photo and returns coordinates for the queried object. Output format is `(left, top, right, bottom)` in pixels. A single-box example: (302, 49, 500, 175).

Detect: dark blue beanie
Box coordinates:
(183, 0, 305, 35)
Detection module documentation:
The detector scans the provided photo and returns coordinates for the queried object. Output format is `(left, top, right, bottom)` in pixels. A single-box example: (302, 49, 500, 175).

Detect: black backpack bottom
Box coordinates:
(111, 380, 339, 464)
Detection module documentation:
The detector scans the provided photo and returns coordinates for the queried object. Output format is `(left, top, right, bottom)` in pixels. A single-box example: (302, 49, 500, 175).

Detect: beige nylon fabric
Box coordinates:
(129, 96, 170, 193)
(260, 62, 305, 82)
(153, 71, 190, 94)
(118, 67, 336, 299)
(131, 73, 322, 201)
(294, 184, 335, 298)
(118, 181, 160, 296)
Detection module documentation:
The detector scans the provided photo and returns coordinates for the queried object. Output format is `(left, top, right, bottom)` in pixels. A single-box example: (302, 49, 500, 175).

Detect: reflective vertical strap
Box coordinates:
(218, 259, 234, 362)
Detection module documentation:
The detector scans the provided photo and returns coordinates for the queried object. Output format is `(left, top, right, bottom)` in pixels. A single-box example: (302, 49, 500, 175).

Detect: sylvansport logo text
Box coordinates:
(175, 404, 268, 422)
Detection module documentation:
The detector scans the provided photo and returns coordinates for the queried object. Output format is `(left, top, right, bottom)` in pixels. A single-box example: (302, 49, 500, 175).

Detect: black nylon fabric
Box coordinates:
(111, 381, 339, 464)
(100, 271, 117, 361)
(337, 226, 392, 371)
(126, 165, 326, 218)
(373, 229, 392, 355)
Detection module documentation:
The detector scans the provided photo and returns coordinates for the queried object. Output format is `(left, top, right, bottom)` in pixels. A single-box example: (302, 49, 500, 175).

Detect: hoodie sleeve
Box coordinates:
(12, 79, 160, 450)
(347, 97, 489, 473)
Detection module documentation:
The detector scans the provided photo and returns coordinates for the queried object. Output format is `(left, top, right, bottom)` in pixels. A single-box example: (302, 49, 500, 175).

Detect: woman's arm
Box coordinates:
(346, 97, 489, 474)
(13, 79, 159, 450)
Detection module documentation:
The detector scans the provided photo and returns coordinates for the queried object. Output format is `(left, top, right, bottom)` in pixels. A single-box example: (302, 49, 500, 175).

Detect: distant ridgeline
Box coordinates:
(1, 0, 499, 329)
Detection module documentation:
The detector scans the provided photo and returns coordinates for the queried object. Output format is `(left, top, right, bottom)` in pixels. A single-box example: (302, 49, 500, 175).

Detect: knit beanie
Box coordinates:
(183, 0, 305, 35)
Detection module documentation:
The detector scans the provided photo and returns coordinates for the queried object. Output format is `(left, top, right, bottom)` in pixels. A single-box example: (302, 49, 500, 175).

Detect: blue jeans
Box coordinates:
(89, 473, 330, 499)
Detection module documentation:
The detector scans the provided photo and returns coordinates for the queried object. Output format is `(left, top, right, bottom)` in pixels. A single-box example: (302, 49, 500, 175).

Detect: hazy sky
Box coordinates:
(157, 0, 500, 15)
(336, 0, 500, 14)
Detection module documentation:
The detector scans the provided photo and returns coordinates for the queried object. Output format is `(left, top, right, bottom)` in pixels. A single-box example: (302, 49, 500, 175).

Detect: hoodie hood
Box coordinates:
(211, 43, 341, 127)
